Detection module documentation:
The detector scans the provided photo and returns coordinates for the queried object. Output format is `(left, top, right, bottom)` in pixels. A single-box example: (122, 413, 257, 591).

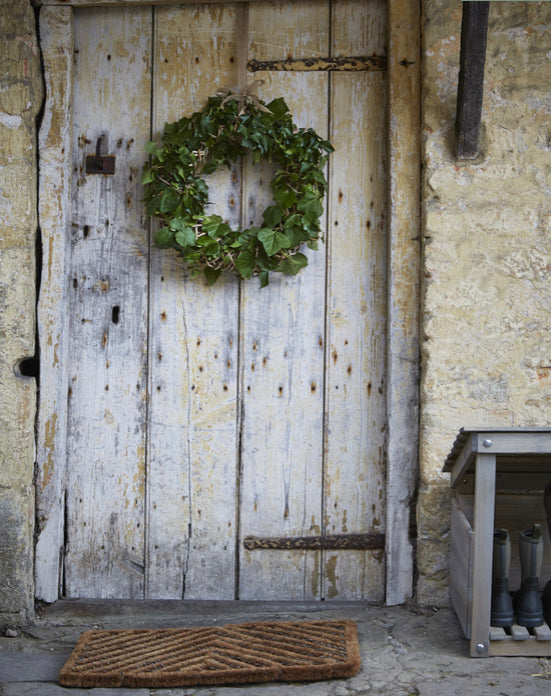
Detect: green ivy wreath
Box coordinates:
(142, 85, 333, 287)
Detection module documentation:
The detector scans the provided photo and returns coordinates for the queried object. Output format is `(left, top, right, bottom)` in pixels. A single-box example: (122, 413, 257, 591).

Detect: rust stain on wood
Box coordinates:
(325, 555, 338, 599)
(41, 413, 58, 489)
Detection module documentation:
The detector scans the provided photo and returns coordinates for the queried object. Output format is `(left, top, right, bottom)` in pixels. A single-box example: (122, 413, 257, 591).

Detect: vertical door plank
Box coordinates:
(238, 0, 330, 600)
(147, 4, 240, 599)
(386, 0, 420, 606)
(35, 6, 74, 603)
(64, 7, 152, 598)
(322, 0, 387, 601)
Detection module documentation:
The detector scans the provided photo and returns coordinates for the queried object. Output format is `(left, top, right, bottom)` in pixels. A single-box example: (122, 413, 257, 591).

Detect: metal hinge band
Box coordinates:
(243, 533, 385, 551)
(248, 55, 387, 73)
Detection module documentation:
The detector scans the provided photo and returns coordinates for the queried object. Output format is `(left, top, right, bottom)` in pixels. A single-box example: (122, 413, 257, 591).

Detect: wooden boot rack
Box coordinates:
(445, 428, 551, 657)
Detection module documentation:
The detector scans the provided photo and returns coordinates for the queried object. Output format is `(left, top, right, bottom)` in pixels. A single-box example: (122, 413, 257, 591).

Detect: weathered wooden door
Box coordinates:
(36, 0, 390, 602)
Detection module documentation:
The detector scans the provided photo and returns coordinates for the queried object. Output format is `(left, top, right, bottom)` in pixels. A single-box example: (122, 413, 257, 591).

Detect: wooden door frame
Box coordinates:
(35, 0, 420, 605)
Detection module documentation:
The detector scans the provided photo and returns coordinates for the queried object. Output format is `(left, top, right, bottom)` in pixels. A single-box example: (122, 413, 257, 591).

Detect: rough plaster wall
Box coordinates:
(420, 1, 551, 606)
(0, 0, 42, 626)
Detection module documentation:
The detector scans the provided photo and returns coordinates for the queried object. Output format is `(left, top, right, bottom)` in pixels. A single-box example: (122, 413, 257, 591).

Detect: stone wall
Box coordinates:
(0, 0, 42, 626)
(419, 1, 551, 605)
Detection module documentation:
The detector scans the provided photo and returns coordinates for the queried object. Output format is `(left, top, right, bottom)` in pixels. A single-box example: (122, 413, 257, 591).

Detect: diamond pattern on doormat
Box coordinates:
(58, 619, 361, 688)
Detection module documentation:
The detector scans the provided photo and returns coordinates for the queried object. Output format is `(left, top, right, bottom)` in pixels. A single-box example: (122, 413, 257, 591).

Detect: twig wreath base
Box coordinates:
(142, 84, 333, 287)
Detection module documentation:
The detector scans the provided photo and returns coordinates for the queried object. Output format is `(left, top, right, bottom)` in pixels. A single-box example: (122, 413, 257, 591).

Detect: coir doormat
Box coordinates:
(58, 619, 361, 688)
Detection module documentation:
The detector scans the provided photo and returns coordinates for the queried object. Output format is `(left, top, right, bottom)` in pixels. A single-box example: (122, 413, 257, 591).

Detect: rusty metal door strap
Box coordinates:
(244, 533, 385, 551)
(248, 55, 387, 73)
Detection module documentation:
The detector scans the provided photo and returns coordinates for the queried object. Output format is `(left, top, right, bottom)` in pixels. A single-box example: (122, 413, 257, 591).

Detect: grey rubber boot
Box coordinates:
(491, 529, 514, 627)
(544, 482, 551, 538)
(514, 523, 544, 627)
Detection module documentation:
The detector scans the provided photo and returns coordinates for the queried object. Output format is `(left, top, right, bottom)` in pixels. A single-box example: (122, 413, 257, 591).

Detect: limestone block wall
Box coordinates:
(0, 0, 42, 626)
(419, 1, 551, 605)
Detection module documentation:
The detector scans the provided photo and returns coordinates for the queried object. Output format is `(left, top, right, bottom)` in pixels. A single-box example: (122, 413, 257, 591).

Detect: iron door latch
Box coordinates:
(86, 136, 115, 175)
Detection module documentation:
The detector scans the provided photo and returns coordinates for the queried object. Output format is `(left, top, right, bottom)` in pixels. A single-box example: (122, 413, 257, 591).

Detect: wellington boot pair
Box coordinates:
(491, 525, 544, 628)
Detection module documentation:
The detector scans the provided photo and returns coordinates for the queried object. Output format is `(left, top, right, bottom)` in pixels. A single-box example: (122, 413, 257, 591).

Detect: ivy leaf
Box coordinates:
(258, 270, 269, 288)
(159, 189, 180, 213)
(267, 97, 289, 118)
(284, 227, 307, 248)
(201, 159, 219, 175)
(145, 141, 162, 157)
(230, 228, 259, 248)
(170, 217, 191, 231)
(142, 167, 155, 185)
(196, 234, 214, 247)
(172, 203, 186, 218)
(309, 169, 328, 186)
(201, 215, 223, 238)
(145, 194, 163, 217)
(174, 228, 196, 248)
(194, 178, 209, 197)
(256, 249, 278, 272)
(279, 252, 308, 275)
(170, 218, 196, 246)
(258, 228, 290, 256)
(262, 205, 284, 228)
(297, 186, 323, 221)
(301, 215, 321, 237)
(283, 214, 310, 243)
(204, 267, 222, 285)
(154, 227, 174, 247)
(182, 249, 202, 263)
(273, 187, 297, 209)
(203, 241, 221, 256)
(235, 249, 255, 279)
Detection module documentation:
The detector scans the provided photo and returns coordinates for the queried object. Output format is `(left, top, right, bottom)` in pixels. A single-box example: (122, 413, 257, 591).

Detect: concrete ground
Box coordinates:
(1, 600, 551, 695)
